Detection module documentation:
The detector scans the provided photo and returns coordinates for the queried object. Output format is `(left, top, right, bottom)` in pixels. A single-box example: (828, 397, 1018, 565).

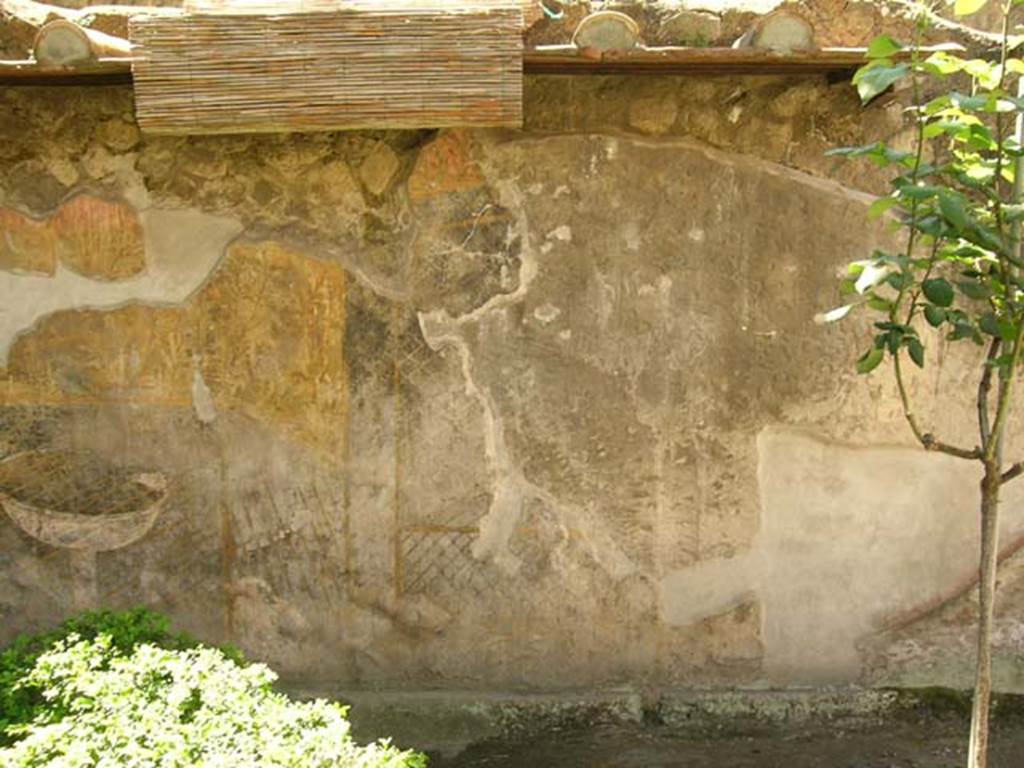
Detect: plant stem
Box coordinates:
(978, 338, 1001, 445)
(969, 7, 1021, 768)
(968, 462, 1002, 768)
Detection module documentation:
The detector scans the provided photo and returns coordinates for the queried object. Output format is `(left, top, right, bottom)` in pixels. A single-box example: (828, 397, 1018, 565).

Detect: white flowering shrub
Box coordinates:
(0, 635, 426, 768)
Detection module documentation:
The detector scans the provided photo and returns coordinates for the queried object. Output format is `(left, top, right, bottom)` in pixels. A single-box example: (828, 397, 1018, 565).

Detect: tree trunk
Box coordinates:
(967, 464, 1002, 768)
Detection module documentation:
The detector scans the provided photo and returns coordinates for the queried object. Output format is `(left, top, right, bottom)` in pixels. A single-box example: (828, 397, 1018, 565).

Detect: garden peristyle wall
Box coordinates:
(3, 74, 1024, 693)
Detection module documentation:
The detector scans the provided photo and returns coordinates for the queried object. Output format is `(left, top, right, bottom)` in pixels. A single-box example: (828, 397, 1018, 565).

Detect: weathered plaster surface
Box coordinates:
(0, 206, 240, 361)
(662, 429, 1024, 682)
(2, 79, 1023, 693)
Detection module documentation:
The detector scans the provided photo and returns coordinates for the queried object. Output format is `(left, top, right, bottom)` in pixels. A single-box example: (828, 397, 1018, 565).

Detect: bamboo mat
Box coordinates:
(130, 1, 523, 134)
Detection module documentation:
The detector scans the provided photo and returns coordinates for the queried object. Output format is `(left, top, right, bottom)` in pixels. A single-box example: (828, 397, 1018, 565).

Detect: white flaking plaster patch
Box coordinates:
(419, 178, 540, 576)
(623, 222, 641, 252)
(419, 178, 635, 581)
(191, 363, 218, 425)
(0, 208, 242, 364)
(547, 225, 572, 243)
(660, 427, 1024, 683)
(604, 137, 619, 161)
(533, 304, 561, 324)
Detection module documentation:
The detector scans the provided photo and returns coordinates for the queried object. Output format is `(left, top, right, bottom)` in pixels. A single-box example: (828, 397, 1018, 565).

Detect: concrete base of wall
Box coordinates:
(285, 685, 903, 757)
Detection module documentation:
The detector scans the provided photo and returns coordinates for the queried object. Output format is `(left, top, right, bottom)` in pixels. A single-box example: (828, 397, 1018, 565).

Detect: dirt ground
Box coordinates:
(434, 718, 1024, 768)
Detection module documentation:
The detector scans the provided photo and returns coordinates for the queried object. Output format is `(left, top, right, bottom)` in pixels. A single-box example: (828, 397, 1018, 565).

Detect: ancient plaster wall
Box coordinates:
(2, 77, 1024, 693)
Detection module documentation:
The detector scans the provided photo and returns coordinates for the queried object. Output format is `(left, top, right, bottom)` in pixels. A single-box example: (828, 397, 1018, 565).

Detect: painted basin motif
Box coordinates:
(0, 450, 167, 551)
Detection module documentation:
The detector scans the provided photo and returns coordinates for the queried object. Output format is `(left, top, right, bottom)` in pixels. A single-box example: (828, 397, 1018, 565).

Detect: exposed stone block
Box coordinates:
(628, 96, 679, 134)
(407, 130, 485, 201)
(359, 142, 401, 197)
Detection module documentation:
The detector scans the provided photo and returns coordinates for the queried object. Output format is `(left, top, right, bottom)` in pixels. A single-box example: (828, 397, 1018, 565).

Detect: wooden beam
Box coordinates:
(0, 43, 967, 87)
(0, 57, 132, 85)
(33, 19, 132, 66)
(523, 45, 944, 76)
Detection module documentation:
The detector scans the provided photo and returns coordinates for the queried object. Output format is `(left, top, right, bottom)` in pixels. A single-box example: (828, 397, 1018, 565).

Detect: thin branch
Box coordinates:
(894, 353, 982, 459)
(984, 10, 1024, 465)
(988, 0, 1016, 290)
(978, 337, 1002, 446)
(904, 239, 941, 327)
(1001, 461, 1024, 483)
(986, 293, 1024, 464)
(888, 13, 979, 464)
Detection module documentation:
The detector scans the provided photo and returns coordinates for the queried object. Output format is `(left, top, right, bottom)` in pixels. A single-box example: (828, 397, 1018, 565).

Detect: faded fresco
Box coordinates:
(2, 77, 1024, 693)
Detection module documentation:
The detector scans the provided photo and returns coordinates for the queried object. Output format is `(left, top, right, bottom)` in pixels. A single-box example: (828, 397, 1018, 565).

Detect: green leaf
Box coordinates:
(963, 58, 1002, 89)
(912, 215, 944, 238)
(978, 313, 1019, 341)
(950, 91, 992, 111)
(922, 278, 955, 307)
(828, 142, 912, 168)
(885, 272, 913, 290)
(924, 51, 966, 76)
(886, 329, 903, 354)
(895, 183, 940, 200)
(867, 35, 903, 60)
(853, 63, 910, 104)
(856, 346, 885, 374)
(924, 304, 946, 327)
(1007, 59, 1024, 76)
(963, 164, 996, 184)
(907, 337, 925, 368)
(923, 119, 977, 141)
(868, 197, 897, 220)
(989, 352, 1016, 371)
(954, 0, 988, 16)
(966, 223, 1005, 253)
(938, 190, 970, 231)
(980, 312, 1001, 336)
(965, 124, 997, 151)
(957, 279, 991, 300)
(950, 320, 983, 344)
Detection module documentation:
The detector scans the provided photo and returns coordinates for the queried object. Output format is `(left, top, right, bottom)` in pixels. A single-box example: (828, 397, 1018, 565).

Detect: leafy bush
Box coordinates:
(0, 608, 243, 746)
(0, 634, 426, 768)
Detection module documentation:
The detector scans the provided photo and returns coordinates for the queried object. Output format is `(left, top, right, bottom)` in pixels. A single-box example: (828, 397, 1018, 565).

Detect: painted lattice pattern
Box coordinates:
(398, 528, 488, 597)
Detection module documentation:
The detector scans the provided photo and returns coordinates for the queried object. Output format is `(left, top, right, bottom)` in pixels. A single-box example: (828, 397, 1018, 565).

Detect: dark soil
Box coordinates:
(435, 719, 1024, 768)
